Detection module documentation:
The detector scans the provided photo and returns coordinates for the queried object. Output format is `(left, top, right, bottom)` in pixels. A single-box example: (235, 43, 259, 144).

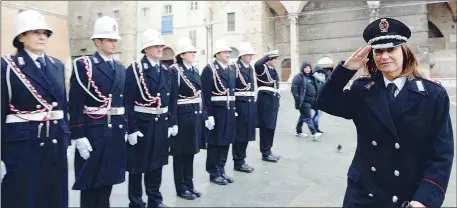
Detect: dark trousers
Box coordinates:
(296, 103, 318, 134)
(128, 168, 163, 208)
(259, 127, 275, 156)
(206, 144, 230, 178)
(173, 154, 195, 194)
(80, 185, 113, 208)
(232, 141, 249, 167)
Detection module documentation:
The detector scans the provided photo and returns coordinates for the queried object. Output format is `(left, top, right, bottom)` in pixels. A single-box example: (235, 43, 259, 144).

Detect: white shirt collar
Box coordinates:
(383, 76, 406, 91)
(98, 52, 113, 62)
(147, 58, 159, 67)
(216, 60, 228, 69)
(24, 49, 45, 68)
(183, 63, 192, 70)
(240, 60, 250, 68)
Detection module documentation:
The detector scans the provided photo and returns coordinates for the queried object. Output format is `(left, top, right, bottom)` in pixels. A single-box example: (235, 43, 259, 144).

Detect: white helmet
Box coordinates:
(174, 37, 197, 57)
(238, 42, 256, 57)
(90, 16, 121, 40)
(140, 29, 166, 53)
(13, 10, 53, 48)
(213, 39, 232, 57)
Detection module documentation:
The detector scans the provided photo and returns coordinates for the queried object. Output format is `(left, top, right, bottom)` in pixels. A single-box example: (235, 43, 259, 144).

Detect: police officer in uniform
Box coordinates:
(317, 17, 454, 208)
(254, 50, 281, 163)
(69, 16, 128, 207)
(231, 42, 257, 173)
(1, 10, 70, 208)
(201, 39, 237, 185)
(169, 37, 206, 200)
(125, 29, 173, 208)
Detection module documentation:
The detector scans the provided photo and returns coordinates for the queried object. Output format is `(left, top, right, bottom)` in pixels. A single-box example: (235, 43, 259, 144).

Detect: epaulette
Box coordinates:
(48, 56, 61, 64)
(355, 75, 371, 80)
(161, 64, 168, 71)
(423, 78, 444, 88)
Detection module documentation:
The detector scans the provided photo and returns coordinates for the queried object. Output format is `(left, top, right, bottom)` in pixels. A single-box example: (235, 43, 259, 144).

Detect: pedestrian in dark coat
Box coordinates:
(169, 37, 206, 200)
(254, 50, 281, 163)
(124, 29, 173, 208)
(1, 10, 70, 208)
(317, 17, 454, 208)
(291, 61, 323, 140)
(231, 42, 257, 173)
(69, 16, 127, 208)
(201, 39, 237, 185)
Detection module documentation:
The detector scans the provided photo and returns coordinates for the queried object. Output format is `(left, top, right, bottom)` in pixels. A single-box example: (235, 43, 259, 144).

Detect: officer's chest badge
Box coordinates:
(18, 57, 25, 66)
(365, 81, 376, 90)
(93, 57, 100, 64)
(379, 18, 389, 33)
(415, 80, 425, 92)
(143, 62, 149, 69)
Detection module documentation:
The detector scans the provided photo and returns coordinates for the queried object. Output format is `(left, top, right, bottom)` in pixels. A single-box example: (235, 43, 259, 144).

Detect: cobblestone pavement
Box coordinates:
(68, 87, 457, 207)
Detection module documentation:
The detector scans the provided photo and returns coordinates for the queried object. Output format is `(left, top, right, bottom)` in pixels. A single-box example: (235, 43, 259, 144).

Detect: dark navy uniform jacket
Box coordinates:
(69, 52, 127, 190)
(1, 49, 70, 208)
(317, 62, 454, 208)
(254, 56, 280, 129)
(169, 63, 207, 155)
(125, 56, 172, 173)
(233, 59, 257, 142)
(201, 60, 237, 146)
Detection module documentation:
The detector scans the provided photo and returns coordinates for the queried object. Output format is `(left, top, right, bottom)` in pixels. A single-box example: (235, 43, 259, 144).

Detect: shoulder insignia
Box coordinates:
(143, 62, 149, 69)
(48, 56, 56, 64)
(17, 57, 25, 66)
(365, 81, 376, 90)
(415, 80, 425, 92)
(93, 57, 100, 64)
(422, 78, 443, 89)
(356, 75, 370, 80)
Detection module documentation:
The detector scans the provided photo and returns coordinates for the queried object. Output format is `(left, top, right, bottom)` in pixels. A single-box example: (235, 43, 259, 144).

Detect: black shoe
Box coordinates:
(129, 202, 146, 208)
(262, 154, 279, 163)
(148, 203, 167, 208)
(177, 190, 196, 200)
(270, 153, 281, 160)
(234, 164, 254, 173)
(222, 174, 234, 183)
(189, 189, 202, 197)
(317, 129, 323, 133)
(210, 176, 228, 185)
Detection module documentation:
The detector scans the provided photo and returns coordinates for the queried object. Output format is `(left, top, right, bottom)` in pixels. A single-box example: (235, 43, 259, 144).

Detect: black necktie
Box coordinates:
(36, 57, 47, 74)
(107, 60, 114, 70)
(386, 83, 397, 104)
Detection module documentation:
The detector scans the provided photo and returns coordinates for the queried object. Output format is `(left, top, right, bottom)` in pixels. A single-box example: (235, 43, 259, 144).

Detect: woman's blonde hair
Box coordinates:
(364, 44, 422, 79)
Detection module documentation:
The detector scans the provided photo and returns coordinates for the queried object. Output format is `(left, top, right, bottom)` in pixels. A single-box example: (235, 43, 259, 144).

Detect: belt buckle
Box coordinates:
(109, 108, 117, 115)
(49, 111, 58, 119)
(156, 108, 163, 114)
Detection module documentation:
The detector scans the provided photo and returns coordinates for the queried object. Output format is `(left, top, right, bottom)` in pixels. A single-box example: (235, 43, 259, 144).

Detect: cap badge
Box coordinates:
(113, 24, 117, 32)
(379, 19, 389, 33)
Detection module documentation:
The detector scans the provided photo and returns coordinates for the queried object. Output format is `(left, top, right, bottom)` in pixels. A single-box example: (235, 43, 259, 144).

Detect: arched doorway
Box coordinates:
(161, 47, 175, 67)
(281, 59, 291, 81)
(428, 21, 444, 38)
(229, 47, 239, 64)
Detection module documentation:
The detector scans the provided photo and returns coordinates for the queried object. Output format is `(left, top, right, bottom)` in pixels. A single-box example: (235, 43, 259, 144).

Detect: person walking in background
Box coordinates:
(310, 65, 327, 134)
(291, 61, 323, 140)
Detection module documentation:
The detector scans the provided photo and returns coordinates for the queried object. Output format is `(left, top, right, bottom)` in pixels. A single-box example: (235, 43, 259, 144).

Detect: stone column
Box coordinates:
(288, 13, 299, 82)
(367, 1, 380, 23)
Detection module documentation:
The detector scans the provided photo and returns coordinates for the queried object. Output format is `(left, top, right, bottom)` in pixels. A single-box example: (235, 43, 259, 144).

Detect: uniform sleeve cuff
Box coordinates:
(70, 124, 84, 140)
(412, 180, 445, 208)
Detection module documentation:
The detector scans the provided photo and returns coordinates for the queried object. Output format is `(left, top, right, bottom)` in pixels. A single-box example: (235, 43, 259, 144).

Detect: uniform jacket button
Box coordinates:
(372, 141, 377, 146)
(392, 196, 398, 202)
(194, 111, 197, 114)
(108, 124, 112, 128)
(165, 117, 168, 120)
(40, 142, 44, 146)
(53, 120, 58, 124)
(167, 93, 170, 96)
(394, 170, 400, 176)
(36, 105, 42, 109)
(52, 102, 58, 107)
(395, 143, 400, 149)
(155, 117, 158, 121)
(368, 193, 374, 197)
(119, 125, 123, 128)
(371, 167, 376, 172)
(120, 94, 123, 97)
(52, 139, 57, 144)
(199, 111, 202, 114)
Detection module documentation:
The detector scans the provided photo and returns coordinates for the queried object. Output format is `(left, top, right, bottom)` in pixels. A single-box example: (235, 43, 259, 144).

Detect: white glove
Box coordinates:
(168, 128, 172, 138)
(171, 125, 178, 136)
(1, 161, 6, 180)
(206, 116, 215, 130)
(128, 131, 143, 146)
(75, 137, 93, 160)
